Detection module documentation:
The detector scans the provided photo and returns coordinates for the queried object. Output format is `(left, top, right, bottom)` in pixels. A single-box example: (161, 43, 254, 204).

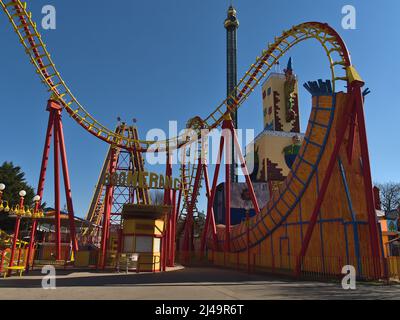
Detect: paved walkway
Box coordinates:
(0, 267, 399, 300)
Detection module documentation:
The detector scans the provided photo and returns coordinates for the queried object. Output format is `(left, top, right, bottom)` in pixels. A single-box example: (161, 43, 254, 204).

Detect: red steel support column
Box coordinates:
(346, 112, 356, 163)
(373, 187, 382, 211)
(246, 210, 250, 273)
(99, 148, 117, 269)
(164, 217, 169, 269)
(57, 111, 78, 253)
(161, 234, 167, 272)
(26, 219, 37, 270)
(201, 135, 225, 253)
(100, 186, 112, 269)
(164, 153, 172, 267)
(229, 120, 261, 214)
(354, 87, 382, 277)
(162, 145, 170, 274)
(9, 195, 25, 274)
(26, 103, 55, 272)
(26, 201, 40, 272)
(223, 120, 232, 254)
(295, 88, 357, 277)
(168, 190, 177, 267)
(200, 164, 213, 255)
(8, 216, 21, 274)
(200, 163, 219, 254)
(160, 235, 164, 272)
(182, 158, 203, 261)
(37, 102, 56, 201)
(54, 113, 62, 261)
(167, 192, 173, 266)
(17, 242, 23, 266)
(347, 90, 367, 163)
(0, 251, 5, 273)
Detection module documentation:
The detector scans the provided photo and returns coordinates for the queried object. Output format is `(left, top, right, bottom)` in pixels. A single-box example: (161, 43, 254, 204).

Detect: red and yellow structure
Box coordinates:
(0, 0, 392, 280)
(208, 82, 384, 280)
(120, 204, 171, 272)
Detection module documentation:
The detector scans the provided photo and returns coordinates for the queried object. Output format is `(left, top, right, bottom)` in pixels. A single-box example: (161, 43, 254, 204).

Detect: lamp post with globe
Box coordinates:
(0, 183, 10, 213)
(0, 183, 5, 202)
(8, 190, 26, 273)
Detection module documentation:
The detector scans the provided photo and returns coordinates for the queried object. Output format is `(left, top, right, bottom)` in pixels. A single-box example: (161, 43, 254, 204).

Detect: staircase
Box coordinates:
(83, 124, 149, 241)
(129, 126, 150, 205)
(177, 141, 206, 251)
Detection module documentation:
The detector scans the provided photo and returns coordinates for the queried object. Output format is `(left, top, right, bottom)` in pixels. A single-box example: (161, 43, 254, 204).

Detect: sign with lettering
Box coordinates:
(103, 171, 182, 190)
(388, 219, 398, 233)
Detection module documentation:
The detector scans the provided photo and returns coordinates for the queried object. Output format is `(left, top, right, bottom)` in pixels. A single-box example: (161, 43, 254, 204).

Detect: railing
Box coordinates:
(88, 250, 99, 266)
(87, 251, 162, 272)
(115, 253, 161, 273)
(0, 249, 10, 274)
(116, 253, 138, 273)
(0, 247, 28, 276)
(208, 251, 400, 282)
(31, 243, 72, 269)
(386, 256, 400, 281)
(136, 253, 161, 273)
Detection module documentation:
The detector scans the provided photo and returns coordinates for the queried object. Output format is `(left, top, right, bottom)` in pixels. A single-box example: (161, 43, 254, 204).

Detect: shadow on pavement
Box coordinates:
(0, 266, 301, 289)
(0, 266, 399, 300)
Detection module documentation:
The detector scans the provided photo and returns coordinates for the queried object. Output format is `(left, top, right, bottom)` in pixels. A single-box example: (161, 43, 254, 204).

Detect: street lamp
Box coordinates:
(19, 190, 26, 215)
(32, 195, 41, 217)
(8, 190, 26, 274)
(0, 183, 10, 213)
(0, 183, 5, 203)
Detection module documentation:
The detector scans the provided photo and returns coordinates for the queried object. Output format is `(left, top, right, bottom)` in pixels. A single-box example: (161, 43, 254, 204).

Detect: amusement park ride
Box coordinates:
(0, 0, 388, 280)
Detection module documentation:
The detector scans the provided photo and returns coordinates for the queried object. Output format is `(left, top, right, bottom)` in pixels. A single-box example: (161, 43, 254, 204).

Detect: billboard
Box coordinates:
(387, 219, 398, 233)
(214, 182, 270, 225)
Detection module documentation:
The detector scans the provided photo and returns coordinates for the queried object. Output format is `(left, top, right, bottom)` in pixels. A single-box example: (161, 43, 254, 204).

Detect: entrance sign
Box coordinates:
(103, 170, 182, 190)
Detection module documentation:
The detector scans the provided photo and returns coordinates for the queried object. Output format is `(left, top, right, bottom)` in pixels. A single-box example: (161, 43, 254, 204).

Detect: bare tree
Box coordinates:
(194, 211, 206, 237)
(375, 182, 400, 213)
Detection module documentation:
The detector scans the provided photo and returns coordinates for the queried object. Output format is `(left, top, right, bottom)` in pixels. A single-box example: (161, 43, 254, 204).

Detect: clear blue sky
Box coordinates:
(0, 0, 399, 217)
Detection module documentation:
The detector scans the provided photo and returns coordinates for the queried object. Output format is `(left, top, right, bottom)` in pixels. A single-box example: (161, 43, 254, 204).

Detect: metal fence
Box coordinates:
(207, 250, 400, 282)
(386, 256, 400, 281)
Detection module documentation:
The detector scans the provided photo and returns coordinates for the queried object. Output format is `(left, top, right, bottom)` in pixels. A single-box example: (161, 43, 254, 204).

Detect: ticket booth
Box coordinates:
(121, 204, 170, 272)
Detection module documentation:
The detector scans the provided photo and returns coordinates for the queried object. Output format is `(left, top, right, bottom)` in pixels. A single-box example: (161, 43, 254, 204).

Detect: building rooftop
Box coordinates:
(246, 130, 305, 152)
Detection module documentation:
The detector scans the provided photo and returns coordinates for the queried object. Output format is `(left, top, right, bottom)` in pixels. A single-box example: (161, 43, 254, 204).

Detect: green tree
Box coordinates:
(0, 162, 35, 233)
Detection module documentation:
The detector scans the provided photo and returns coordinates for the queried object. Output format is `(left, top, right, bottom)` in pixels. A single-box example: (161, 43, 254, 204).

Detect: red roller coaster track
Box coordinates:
(1, 1, 382, 279)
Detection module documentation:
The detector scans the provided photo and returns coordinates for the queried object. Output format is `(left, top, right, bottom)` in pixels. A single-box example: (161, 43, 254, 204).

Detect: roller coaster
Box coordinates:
(0, 0, 385, 279)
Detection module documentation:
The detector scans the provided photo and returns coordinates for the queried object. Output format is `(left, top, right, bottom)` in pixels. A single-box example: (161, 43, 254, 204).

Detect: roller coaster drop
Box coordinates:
(1, 0, 384, 279)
